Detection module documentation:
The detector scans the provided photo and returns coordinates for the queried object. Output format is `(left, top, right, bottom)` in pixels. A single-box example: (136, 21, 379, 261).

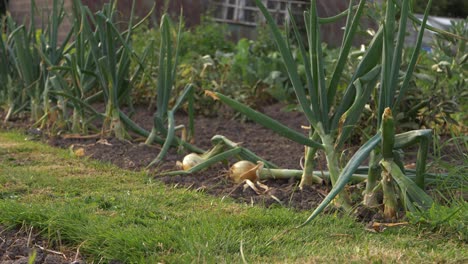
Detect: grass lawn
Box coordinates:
(0, 131, 466, 263)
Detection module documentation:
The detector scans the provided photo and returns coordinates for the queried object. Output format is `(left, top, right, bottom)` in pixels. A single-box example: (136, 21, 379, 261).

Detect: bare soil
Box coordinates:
(0, 225, 82, 264)
(45, 103, 331, 210)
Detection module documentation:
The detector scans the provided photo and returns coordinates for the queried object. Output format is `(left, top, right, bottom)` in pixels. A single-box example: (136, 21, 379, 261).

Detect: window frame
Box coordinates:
(211, 0, 309, 26)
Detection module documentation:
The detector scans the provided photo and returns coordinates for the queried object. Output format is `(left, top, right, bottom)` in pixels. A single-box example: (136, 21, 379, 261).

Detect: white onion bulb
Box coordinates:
(181, 153, 204, 171)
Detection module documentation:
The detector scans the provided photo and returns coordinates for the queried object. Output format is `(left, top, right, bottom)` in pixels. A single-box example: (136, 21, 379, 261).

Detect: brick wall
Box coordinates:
(81, 0, 206, 26)
(152, 0, 210, 27)
(6, 0, 205, 41)
(8, 0, 73, 42)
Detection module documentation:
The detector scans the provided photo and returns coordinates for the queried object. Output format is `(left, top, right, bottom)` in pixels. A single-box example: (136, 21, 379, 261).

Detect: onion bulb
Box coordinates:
(177, 143, 226, 171)
(181, 153, 204, 171)
(229, 161, 263, 183)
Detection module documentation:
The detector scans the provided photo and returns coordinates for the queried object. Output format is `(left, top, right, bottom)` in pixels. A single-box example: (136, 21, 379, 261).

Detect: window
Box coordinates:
(211, 0, 309, 26)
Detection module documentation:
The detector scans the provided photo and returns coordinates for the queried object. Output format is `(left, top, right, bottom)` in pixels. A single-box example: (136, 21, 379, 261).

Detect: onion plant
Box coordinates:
(143, 14, 202, 166)
(183, 0, 441, 223)
(145, 14, 183, 145)
(8, 4, 42, 122)
(0, 15, 18, 123)
(47, 0, 100, 134)
(1, 0, 202, 168)
(270, 0, 435, 221)
(85, 0, 146, 139)
(46, 0, 153, 136)
(67, 1, 201, 160)
(35, 0, 73, 130)
(2, 0, 76, 128)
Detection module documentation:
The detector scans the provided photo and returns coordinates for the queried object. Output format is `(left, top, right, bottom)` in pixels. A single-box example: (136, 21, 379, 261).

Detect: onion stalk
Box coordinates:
(380, 107, 398, 220)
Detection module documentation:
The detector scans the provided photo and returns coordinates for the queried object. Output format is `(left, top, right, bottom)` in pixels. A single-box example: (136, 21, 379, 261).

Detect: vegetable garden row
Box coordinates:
(1, 0, 466, 225)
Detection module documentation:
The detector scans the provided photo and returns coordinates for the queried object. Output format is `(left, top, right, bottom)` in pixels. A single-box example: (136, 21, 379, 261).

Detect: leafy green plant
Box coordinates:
(129, 22, 159, 104)
(178, 16, 234, 59)
(397, 18, 467, 134)
(41, 0, 150, 138)
(176, 52, 230, 116)
(129, 15, 234, 111)
(144, 14, 180, 143)
(228, 38, 294, 104)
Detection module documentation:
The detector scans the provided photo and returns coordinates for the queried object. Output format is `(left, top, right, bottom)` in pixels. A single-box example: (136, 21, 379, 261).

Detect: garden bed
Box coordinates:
(2, 102, 462, 214)
(1, 103, 465, 263)
(8, 103, 333, 212)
